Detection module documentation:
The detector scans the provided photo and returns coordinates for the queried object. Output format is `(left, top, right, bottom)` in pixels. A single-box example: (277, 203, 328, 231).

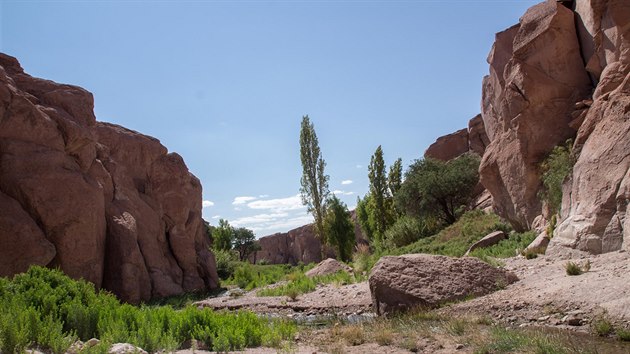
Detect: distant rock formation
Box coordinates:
(432, 0, 629, 254)
(0, 53, 219, 303)
(251, 210, 368, 265)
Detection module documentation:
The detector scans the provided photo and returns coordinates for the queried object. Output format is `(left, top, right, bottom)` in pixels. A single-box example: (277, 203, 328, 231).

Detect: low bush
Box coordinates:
(593, 315, 614, 337)
(617, 328, 630, 342)
(468, 231, 537, 260)
(0, 267, 296, 353)
(257, 271, 363, 298)
(383, 216, 432, 248)
(565, 260, 590, 276)
(223, 262, 295, 290)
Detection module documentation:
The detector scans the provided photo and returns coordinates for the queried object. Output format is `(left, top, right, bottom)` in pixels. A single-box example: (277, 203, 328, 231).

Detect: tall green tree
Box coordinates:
(395, 154, 480, 225)
(368, 145, 394, 244)
(232, 227, 261, 261)
(355, 194, 375, 242)
(323, 195, 355, 262)
(388, 158, 403, 197)
(212, 219, 234, 251)
(299, 115, 330, 251)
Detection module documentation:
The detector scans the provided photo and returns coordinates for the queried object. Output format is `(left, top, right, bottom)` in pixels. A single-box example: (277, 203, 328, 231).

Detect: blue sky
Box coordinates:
(1, 0, 539, 237)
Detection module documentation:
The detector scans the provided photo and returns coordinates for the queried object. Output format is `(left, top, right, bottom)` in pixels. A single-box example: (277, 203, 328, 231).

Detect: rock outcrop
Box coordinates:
(424, 114, 489, 161)
(479, 0, 593, 231)
(424, 0, 630, 254)
(369, 254, 517, 315)
(549, 0, 630, 254)
(0, 53, 219, 303)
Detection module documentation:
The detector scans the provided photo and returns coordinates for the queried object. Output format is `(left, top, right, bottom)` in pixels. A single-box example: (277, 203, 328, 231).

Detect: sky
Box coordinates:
(1, 0, 539, 237)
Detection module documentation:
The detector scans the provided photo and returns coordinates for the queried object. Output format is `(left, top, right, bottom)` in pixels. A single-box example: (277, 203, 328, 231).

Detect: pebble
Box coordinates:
(455, 344, 464, 350)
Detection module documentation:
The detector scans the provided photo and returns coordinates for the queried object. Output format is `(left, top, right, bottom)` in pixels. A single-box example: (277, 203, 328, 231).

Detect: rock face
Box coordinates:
(479, 0, 593, 231)
(305, 258, 353, 277)
(368, 254, 517, 315)
(251, 224, 335, 265)
(549, 0, 630, 254)
(0, 53, 219, 303)
(424, 114, 489, 161)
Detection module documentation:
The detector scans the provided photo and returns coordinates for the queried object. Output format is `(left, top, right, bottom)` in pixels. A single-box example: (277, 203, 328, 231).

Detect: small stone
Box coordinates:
(455, 344, 465, 350)
(85, 338, 100, 348)
(537, 315, 550, 321)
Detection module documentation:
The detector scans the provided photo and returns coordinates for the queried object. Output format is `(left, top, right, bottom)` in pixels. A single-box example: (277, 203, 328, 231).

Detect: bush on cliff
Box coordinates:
(0, 267, 295, 353)
(540, 140, 574, 214)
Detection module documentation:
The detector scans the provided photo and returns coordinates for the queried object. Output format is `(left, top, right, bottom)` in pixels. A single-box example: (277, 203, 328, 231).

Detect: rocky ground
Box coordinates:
(191, 250, 630, 353)
(442, 249, 630, 331)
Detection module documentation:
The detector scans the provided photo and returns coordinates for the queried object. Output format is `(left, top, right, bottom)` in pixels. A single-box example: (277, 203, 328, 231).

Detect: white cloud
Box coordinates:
(258, 194, 269, 198)
(231, 213, 289, 227)
(341, 180, 353, 185)
(202, 200, 215, 208)
(211, 215, 221, 219)
(247, 194, 305, 212)
(356, 164, 363, 169)
(232, 196, 257, 205)
(332, 190, 354, 196)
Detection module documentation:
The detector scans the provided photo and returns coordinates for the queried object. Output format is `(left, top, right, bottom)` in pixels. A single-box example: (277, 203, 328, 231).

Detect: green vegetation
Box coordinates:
(593, 315, 614, 336)
(565, 260, 590, 276)
(396, 154, 480, 225)
(210, 219, 260, 279)
(367, 145, 396, 245)
(299, 115, 330, 253)
(0, 267, 295, 353)
(222, 263, 298, 291)
(618, 328, 630, 342)
(323, 195, 356, 262)
(383, 215, 432, 248)
(257, 271, 363, 298)
(540, 140, 574, 214)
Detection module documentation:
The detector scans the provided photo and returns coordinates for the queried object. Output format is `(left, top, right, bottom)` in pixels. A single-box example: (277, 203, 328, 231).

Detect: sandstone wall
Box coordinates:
(0, 54, 219, 302)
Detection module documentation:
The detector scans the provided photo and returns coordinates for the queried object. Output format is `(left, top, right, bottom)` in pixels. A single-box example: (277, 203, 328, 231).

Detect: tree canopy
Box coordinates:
(323, 195, 355, 262)
(395, 154, 480, 225)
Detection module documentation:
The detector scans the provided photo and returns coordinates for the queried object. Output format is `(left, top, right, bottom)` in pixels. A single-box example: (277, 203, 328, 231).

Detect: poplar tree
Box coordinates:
(299, 115, 330, 251)
(388, 158, 403, 197)
(368, 145, 392, 244)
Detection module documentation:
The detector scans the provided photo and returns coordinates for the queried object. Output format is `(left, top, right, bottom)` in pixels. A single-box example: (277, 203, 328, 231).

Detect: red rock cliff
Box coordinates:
(0, 54, 219, 302)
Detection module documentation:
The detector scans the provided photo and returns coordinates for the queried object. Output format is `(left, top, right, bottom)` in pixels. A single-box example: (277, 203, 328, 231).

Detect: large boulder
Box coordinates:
(0, 53, 219, 302)
(368, 254, 518, 315)
(479, 1, 593, 231)
(424, 128, 469, 161)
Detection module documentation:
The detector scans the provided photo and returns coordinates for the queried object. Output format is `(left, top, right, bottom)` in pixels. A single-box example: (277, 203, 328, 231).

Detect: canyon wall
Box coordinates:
(431, 0, 629, 254)
(0, 54, 219, 303)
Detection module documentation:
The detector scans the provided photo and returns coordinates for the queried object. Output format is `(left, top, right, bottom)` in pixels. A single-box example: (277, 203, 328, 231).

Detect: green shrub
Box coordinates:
(383, 216, 431, 248)
(540, 140, 574, 214)
(213, 249, 239, 280)
(617, 328, 630, 341)
(469, 231, 537, 260)
(593, 316, 614, 336)
(564, 261, 590, 275)
(0, 266, 296, 352)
